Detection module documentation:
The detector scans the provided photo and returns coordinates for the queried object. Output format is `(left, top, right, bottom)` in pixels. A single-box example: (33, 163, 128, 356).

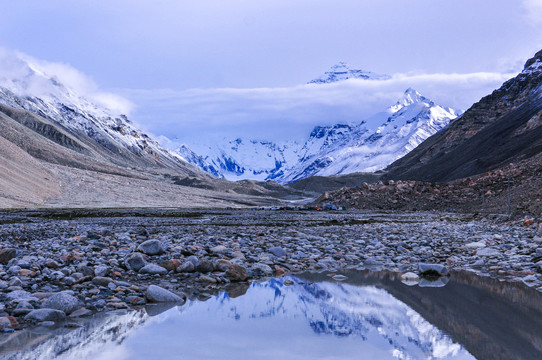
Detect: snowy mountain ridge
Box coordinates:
(180, 87, 458, 183)
(0, 51, 195, 172)
(308, 62, 391, 84)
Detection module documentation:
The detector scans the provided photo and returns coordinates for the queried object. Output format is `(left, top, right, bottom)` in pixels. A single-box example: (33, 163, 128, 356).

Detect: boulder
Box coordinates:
(252, 263, 273, 276)
(92, 277, 115, 287)
(94, 265, 110, 277)
(418, 263, 449, 277)
(196, 260, 214, 273)
(0, 248, 16, 265)
(225, 264, 249, 282)
(476, 248, 501, 257)
(137, 240, 164, 256)
(145, 285, 185, 303)
(125, 253, 147, 271)
(269, 246, 287, 258)
(25, 309, 66, 322)
(161, 259, 182, 272)
(42, 292, 81, 315)
(139, 264, 168, 275)
(176, 261, 196, 273)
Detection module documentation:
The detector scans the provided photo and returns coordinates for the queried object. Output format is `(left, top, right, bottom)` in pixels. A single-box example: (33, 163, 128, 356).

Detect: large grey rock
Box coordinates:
(94, 265, 110, 277)
(145, 285, 184, 303)
(196, 260, 214, 273)
(477, 248, 501, 257)
(125, 253, 147, 271)
(0, 248, 17, 265)
(42, 292, 81, 315)
(92, 277, 115, 287)
(139, 263, 168, 275)
(25, 309, 66, 322)
(5, 290, 38, 303)
(418, 263, 449, 277)
(210, 245, 228, 255)
(252, 263, 273, 276)
(269, 246, 287, 258)
(176, 261, 195, 273)
(186, 256, 201, 267)
(137, 240, 164, 256)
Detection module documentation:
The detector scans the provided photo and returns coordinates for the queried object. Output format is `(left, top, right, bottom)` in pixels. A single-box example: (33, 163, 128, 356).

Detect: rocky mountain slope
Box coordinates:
(385, 49, 542, 182)
(317, 49, 542, 216)
(0, 53, 302, 208)
(181, 88, 458, 183)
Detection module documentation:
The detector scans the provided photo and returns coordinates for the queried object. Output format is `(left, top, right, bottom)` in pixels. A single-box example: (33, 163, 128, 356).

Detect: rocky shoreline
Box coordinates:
(1, 208, 541, 333)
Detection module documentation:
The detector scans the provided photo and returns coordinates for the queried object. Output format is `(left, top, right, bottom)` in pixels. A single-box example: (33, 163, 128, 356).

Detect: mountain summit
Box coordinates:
(308, 62, 391, 84)
(180, 88, 458, 183)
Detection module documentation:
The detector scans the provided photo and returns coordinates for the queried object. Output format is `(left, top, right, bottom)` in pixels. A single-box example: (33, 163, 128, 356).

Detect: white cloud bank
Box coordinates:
(523, 0, 542, 23)
(123, 71, 515, 147)
(0, 47, 133, 115)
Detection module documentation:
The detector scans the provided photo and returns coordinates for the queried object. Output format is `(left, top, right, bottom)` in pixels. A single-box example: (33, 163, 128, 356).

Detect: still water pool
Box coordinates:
(2, 270, 542, 360)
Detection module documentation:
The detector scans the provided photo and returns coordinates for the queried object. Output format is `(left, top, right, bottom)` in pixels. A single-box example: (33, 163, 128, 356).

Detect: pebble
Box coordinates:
(0, 210, 541, 332)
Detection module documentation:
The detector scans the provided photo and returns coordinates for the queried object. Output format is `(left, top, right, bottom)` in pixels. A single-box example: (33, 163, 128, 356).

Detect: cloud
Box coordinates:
(122, 71, 515, 147)
(523, 0, 542, 23)
(0, 47, 133, 115)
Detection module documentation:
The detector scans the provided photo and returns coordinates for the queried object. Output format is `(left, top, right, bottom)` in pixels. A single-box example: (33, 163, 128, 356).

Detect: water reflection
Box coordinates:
(2, 271, 542, 360)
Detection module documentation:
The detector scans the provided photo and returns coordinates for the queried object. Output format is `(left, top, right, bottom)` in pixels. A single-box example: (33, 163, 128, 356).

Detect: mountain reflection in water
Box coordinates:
(2, 270, 542, 360)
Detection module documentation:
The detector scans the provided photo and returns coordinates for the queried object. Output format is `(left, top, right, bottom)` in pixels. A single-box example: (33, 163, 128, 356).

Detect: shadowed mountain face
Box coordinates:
(385, 49, 542, 182)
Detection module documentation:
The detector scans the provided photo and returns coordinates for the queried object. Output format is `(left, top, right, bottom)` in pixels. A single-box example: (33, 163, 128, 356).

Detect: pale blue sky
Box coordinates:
(0, 1, 541, 144)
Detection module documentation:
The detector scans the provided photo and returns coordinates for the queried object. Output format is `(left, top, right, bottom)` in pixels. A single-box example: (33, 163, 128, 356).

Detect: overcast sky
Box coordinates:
(0, 1, 541, 145)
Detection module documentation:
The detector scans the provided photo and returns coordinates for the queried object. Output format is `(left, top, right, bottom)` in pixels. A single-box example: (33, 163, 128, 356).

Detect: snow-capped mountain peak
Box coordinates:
(308, 62, 391, 84)
(180, 87, 459, 183)
(397, 88, 426, 107)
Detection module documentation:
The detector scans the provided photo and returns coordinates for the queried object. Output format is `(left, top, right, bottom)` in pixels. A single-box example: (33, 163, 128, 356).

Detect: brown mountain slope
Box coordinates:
(384, 49, 542, 182)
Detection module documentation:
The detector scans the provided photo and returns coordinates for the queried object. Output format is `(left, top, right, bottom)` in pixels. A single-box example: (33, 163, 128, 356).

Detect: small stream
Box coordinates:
(2, 270, 542, 360)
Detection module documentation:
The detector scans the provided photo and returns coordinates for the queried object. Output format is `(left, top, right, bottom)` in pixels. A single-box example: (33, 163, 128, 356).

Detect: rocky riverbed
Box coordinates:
(0, 208, 541, 333)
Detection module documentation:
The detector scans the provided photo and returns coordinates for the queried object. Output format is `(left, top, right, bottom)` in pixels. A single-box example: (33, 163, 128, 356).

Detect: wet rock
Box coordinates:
(363, 257, 383, 270)
(418, 277, 449, 288)
(332, 274, 348, 281)
(69, 307, 93, 318)
(224, 282, 250, 298)
(0, 248, 17, 265)
(401, 272, 420, 286)
(176, 261, 195, 273)
(252, 263, 273, 276)
(0, 316, 18, 329)
(145, 285, 184, 303)
(225, 264, 249, 282)
(269, 246, 287, 258)
(125, 253, 147, 271)
(137, 240, 164, 256)
(25, 309, 66, 322)
(139, 264, 168, 275)
(42, 292, 81, 315)
(419, 263, 449, 277)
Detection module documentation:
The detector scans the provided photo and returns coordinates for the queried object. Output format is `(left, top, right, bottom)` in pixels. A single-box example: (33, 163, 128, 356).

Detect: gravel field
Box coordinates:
(0, 208, 541, 332)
